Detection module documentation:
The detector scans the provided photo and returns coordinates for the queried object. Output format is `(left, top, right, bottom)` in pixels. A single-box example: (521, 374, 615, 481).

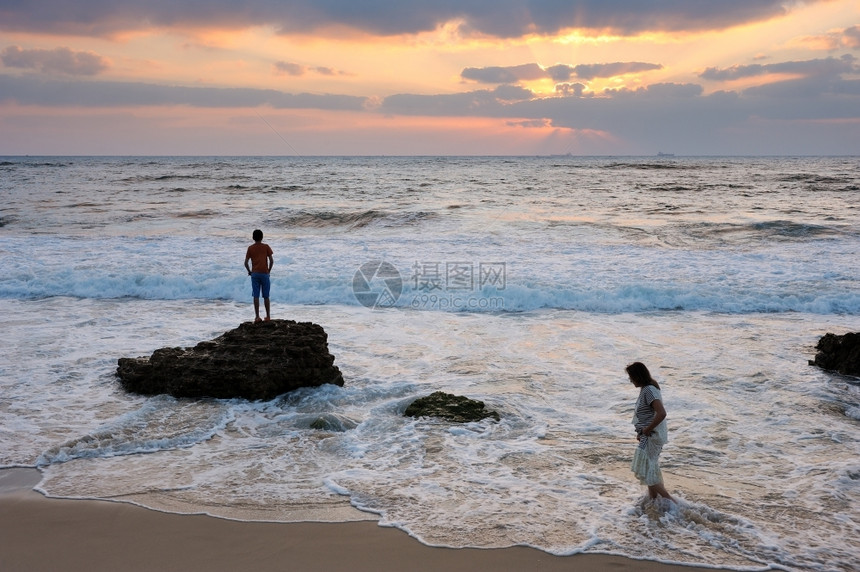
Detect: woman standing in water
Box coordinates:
(627, 362, 675, 502)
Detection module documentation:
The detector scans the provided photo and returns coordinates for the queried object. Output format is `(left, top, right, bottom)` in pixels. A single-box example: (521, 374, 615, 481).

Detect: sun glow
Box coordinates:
(554, 30, 623, 46)
(0, 0, 857, 155)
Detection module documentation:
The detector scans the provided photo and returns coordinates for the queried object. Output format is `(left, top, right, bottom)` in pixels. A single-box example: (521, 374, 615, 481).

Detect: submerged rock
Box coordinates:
(404, 391, 500, 423)
(116, 319, 344, 400)
(809, 332, 860, 376)
(305, 413, 359, 432)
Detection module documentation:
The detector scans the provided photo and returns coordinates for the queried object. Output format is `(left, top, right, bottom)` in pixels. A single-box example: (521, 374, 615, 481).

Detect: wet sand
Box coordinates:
(0, 469, 726, 572)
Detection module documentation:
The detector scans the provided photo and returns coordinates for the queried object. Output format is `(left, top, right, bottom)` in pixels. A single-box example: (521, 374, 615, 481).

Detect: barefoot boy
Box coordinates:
(244, 229, 274, 323)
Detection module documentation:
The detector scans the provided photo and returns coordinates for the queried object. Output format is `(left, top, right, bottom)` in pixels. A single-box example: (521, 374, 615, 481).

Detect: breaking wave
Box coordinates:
(269, 209, 438, 229)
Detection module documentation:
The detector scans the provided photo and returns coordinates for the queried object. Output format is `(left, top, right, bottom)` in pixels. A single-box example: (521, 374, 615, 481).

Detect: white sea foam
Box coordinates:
(36, 396, 234, 465)
(1, 234, 857, 315)
(1, 156, 859, 571)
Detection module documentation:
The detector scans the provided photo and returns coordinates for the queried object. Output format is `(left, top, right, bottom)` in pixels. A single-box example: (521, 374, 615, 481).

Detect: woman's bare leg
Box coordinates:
(647, 483, 675, 502)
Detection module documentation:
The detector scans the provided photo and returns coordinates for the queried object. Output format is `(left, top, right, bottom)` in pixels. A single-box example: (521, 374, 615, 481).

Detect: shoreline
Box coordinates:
(0, 469, 731, 572)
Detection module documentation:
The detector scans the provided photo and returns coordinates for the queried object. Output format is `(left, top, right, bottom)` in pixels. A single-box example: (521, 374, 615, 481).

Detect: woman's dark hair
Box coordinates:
(626, 362, 660, 389)
(252, 229, 263, 241)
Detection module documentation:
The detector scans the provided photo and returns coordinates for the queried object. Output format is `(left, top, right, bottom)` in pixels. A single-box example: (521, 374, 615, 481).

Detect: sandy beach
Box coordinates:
(0, 468, 729, 572)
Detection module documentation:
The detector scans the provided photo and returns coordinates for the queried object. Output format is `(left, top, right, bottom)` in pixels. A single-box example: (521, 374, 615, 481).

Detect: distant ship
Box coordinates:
(656, 152, 675, 157)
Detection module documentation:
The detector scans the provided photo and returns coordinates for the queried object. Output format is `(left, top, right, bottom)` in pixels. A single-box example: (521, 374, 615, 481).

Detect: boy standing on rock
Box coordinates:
(244, 229, 274, 323)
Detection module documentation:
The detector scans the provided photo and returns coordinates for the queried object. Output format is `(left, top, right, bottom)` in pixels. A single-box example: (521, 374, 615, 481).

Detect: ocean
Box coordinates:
(1, 155, 858, 570)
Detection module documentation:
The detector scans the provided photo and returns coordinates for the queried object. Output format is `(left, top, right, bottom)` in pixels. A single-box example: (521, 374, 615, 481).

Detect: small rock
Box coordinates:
(307, 414, 358, 432)
(404, 391, 500, 423)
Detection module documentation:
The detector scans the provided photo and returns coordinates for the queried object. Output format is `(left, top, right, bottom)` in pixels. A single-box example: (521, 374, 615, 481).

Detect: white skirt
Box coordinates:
(631, 435, 664, 486)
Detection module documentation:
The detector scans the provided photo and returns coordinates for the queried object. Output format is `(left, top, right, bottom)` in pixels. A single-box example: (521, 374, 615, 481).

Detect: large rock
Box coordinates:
(404, 391, 500, 423)
(117, 320, 344, 400)
(809, 332, 860, 376)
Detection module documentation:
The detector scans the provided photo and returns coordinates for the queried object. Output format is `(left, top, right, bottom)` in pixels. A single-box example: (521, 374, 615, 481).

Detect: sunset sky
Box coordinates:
(1, 1, 858, 155)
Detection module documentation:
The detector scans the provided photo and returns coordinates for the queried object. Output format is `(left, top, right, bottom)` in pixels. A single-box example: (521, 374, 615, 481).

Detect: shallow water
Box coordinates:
(1, 156, 859, 570)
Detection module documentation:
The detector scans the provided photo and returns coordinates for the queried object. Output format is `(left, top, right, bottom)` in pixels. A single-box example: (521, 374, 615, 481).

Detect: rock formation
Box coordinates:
(809, 332, 860, 376)
(117, 319, 344, 400)
(404, 391, 500, 423)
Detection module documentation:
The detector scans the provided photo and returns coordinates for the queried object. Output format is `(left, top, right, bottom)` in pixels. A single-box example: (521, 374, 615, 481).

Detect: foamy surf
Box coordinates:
(2, 156, 858, 571)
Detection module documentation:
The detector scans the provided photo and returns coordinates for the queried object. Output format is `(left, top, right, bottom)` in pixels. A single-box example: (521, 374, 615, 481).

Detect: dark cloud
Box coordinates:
(742, 74, 860, 99)
(547, 62, 663, 81)
(833, 78, 860, 95)
(845, 26, 860, 49)
(604, 82, 704, 98)
(0, 1, 827, 38)
(381, 82, 705, 117)
(493, 84, 533, 101)
(461, 64, 544, 84)
(379, 66, 859, 153)
(381, 89, 504, 117)
(274, 61, 305, 76)
(463, 61, 662, 84)
(504, 82, 858, 154)
(1, 45, 109, 75)
(555, 82, 588, 97)
(273, 61, 346, 77)
(0, 74, 367, 110)
(545, 65, 576, 82)
(701, 55, 857, 81)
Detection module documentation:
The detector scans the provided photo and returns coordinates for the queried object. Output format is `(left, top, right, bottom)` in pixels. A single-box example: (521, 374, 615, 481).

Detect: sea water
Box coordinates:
(1, 156, 858, 570)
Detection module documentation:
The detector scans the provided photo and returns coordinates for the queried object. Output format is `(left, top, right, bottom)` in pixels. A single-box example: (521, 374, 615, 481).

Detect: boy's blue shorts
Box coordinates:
(251, 273, 271, 298)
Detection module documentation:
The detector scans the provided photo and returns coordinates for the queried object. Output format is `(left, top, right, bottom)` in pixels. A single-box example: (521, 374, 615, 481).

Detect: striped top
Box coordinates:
(632, 385, 669, 443)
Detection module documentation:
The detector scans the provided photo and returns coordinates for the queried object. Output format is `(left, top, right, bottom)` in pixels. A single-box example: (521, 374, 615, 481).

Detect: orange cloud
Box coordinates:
(791, 25, 860, 51)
